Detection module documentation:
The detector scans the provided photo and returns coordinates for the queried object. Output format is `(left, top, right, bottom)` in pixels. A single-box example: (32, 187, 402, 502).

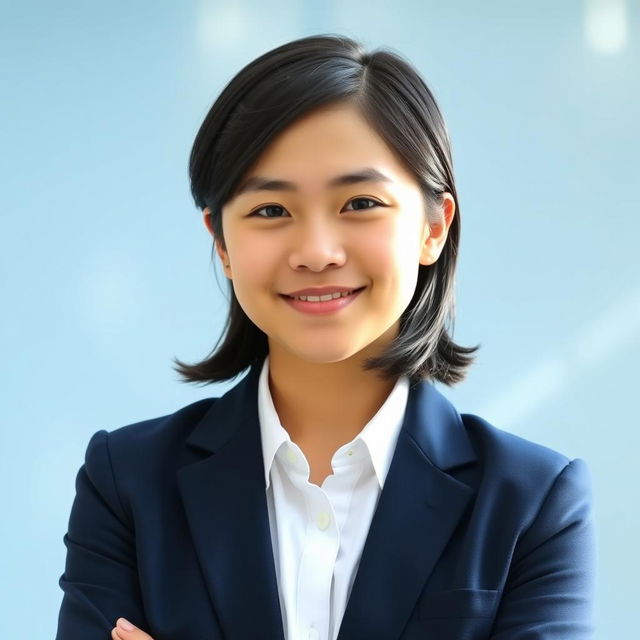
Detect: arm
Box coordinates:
(56, 430, 150, 639)
(490, 458, 597, 639)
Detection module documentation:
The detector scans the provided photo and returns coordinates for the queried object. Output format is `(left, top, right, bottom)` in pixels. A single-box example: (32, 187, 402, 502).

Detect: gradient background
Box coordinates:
(1, 0, 638, 637)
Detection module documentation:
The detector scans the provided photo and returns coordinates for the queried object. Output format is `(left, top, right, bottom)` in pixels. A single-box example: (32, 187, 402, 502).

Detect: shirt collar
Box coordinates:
(257, 354, 410, 490)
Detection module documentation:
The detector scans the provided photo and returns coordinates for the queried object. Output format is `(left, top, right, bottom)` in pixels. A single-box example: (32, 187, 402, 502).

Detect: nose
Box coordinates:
(287, 219, 347, 272)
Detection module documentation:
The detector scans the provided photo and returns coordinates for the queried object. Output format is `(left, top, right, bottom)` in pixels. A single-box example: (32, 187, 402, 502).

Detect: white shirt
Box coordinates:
(257, 355, 410, 640)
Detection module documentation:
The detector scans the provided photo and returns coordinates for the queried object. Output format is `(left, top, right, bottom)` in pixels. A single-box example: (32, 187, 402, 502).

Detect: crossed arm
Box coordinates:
(57, 432, 596, 639)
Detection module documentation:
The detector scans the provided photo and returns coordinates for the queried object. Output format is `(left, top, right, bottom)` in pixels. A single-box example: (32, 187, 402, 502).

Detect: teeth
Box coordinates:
(292, 290, 356, 302)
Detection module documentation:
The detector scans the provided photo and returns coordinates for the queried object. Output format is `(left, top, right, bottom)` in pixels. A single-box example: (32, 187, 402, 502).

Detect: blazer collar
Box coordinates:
(178, 358, 477, 640)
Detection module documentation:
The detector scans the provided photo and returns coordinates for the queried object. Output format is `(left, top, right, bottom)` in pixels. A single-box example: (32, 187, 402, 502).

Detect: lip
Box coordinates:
(282, 285, 364, 297)
(279, 286, 365, 315)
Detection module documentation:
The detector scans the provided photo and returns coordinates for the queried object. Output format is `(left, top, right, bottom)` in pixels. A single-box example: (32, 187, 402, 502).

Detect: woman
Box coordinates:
(56, 34, 596, 640)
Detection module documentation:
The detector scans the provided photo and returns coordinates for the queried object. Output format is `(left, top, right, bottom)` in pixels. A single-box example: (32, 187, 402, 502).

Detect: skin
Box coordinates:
(113, 100, 455, 636)
(209, 101, 455, 484)
(112, 619, 153, 639)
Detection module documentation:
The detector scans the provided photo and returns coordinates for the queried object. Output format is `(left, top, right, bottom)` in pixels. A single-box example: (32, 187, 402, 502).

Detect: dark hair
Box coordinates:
(173, 33, 479, 387)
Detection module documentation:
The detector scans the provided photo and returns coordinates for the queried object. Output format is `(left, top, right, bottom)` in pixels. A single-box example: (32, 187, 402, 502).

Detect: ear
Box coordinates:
(203, 207, 232, 278)
(419, 193, 456, 266)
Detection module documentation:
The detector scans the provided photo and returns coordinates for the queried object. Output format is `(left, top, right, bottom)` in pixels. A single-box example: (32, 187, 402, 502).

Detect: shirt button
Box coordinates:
(347, 449, 354, 456)
(316, 511, 331, 530)
(285, 448, 297, 464)
(308, 627, 320, 640)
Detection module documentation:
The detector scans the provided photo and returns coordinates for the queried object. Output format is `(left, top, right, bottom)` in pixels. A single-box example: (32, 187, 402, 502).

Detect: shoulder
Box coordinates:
(458, 412, 593, 524)
(76, 397, 223, 524)
(81, 397, 218, 482)
(110, 397, 216, 449)
(461, 411, 571, 474)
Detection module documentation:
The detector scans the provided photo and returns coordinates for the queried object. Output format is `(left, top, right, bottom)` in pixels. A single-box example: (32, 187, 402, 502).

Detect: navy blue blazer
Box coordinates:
(56, 359, 596, 639)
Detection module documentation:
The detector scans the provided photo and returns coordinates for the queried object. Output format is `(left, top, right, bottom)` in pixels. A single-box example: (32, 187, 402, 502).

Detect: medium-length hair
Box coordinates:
(173, 33, 480, 387)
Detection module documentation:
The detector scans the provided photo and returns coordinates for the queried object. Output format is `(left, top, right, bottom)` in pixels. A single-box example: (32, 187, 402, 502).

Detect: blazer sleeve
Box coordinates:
(55, 429, 149, 639)
(489, 457, 597, 639)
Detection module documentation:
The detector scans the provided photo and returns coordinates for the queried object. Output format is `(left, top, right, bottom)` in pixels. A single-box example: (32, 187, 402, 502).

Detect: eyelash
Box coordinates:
(248, 197, 384, 219)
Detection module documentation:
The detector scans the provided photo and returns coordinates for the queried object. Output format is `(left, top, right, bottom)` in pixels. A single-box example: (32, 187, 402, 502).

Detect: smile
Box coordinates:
(287, 289, 359, 302)
(279, 287, 365, 315)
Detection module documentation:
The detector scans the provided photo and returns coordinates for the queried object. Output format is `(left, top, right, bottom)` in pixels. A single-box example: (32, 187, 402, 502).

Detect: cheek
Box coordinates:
(228, 233, 276, 286)
(365, 225, 422, 290)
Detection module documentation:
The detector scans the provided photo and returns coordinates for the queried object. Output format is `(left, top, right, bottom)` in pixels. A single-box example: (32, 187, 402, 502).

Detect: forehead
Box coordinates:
(236, 103, 416, 192)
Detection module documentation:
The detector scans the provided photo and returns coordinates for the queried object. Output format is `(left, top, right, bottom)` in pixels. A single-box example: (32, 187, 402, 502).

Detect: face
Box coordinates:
(204, 102, 455, 368)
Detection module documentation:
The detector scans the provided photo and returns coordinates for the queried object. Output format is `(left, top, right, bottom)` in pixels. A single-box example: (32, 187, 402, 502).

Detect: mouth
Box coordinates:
(279, 286, 366, 315)
(280, 286, 366, 302)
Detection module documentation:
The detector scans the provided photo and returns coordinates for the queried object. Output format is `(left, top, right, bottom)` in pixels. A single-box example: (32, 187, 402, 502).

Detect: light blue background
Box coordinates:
(1, 0, 638, 637)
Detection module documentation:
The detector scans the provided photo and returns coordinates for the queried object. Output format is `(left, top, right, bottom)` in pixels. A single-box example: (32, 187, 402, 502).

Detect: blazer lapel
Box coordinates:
(177, 361, 477, 640)
(176, 361, 285, 640)
(337, 380, 478, 640)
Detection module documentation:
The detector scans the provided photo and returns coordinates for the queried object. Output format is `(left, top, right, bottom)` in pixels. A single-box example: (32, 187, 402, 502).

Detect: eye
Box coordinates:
(343, 197, 383, 212)
(248, 197, 383, 218)
(248, 204, 286, 218)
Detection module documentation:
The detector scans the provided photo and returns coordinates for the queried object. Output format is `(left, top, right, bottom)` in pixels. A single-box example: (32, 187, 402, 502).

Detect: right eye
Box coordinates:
(248, 204, 287, 218)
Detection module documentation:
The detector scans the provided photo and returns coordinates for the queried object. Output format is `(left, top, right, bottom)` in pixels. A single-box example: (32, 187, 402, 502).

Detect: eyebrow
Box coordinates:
(233, 167, 394, 198)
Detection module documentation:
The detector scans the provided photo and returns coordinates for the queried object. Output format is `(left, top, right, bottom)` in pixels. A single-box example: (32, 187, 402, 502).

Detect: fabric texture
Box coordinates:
(56, 355, 596, 639)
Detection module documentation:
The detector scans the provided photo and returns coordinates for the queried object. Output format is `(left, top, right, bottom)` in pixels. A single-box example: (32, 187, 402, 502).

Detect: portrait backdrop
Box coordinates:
(1, 1, 638, 637)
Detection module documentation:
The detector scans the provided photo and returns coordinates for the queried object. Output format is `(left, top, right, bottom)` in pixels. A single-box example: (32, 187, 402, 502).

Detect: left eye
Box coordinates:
(249, 197, 382, 218)
(344, 197, 382, 211)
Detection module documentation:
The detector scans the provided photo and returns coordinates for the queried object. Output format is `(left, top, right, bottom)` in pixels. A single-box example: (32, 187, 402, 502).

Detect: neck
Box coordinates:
(266, 345, 399, 450)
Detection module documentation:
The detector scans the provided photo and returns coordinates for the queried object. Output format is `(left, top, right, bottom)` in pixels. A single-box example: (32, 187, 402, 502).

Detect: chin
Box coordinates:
(275, 342, 367, 366)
